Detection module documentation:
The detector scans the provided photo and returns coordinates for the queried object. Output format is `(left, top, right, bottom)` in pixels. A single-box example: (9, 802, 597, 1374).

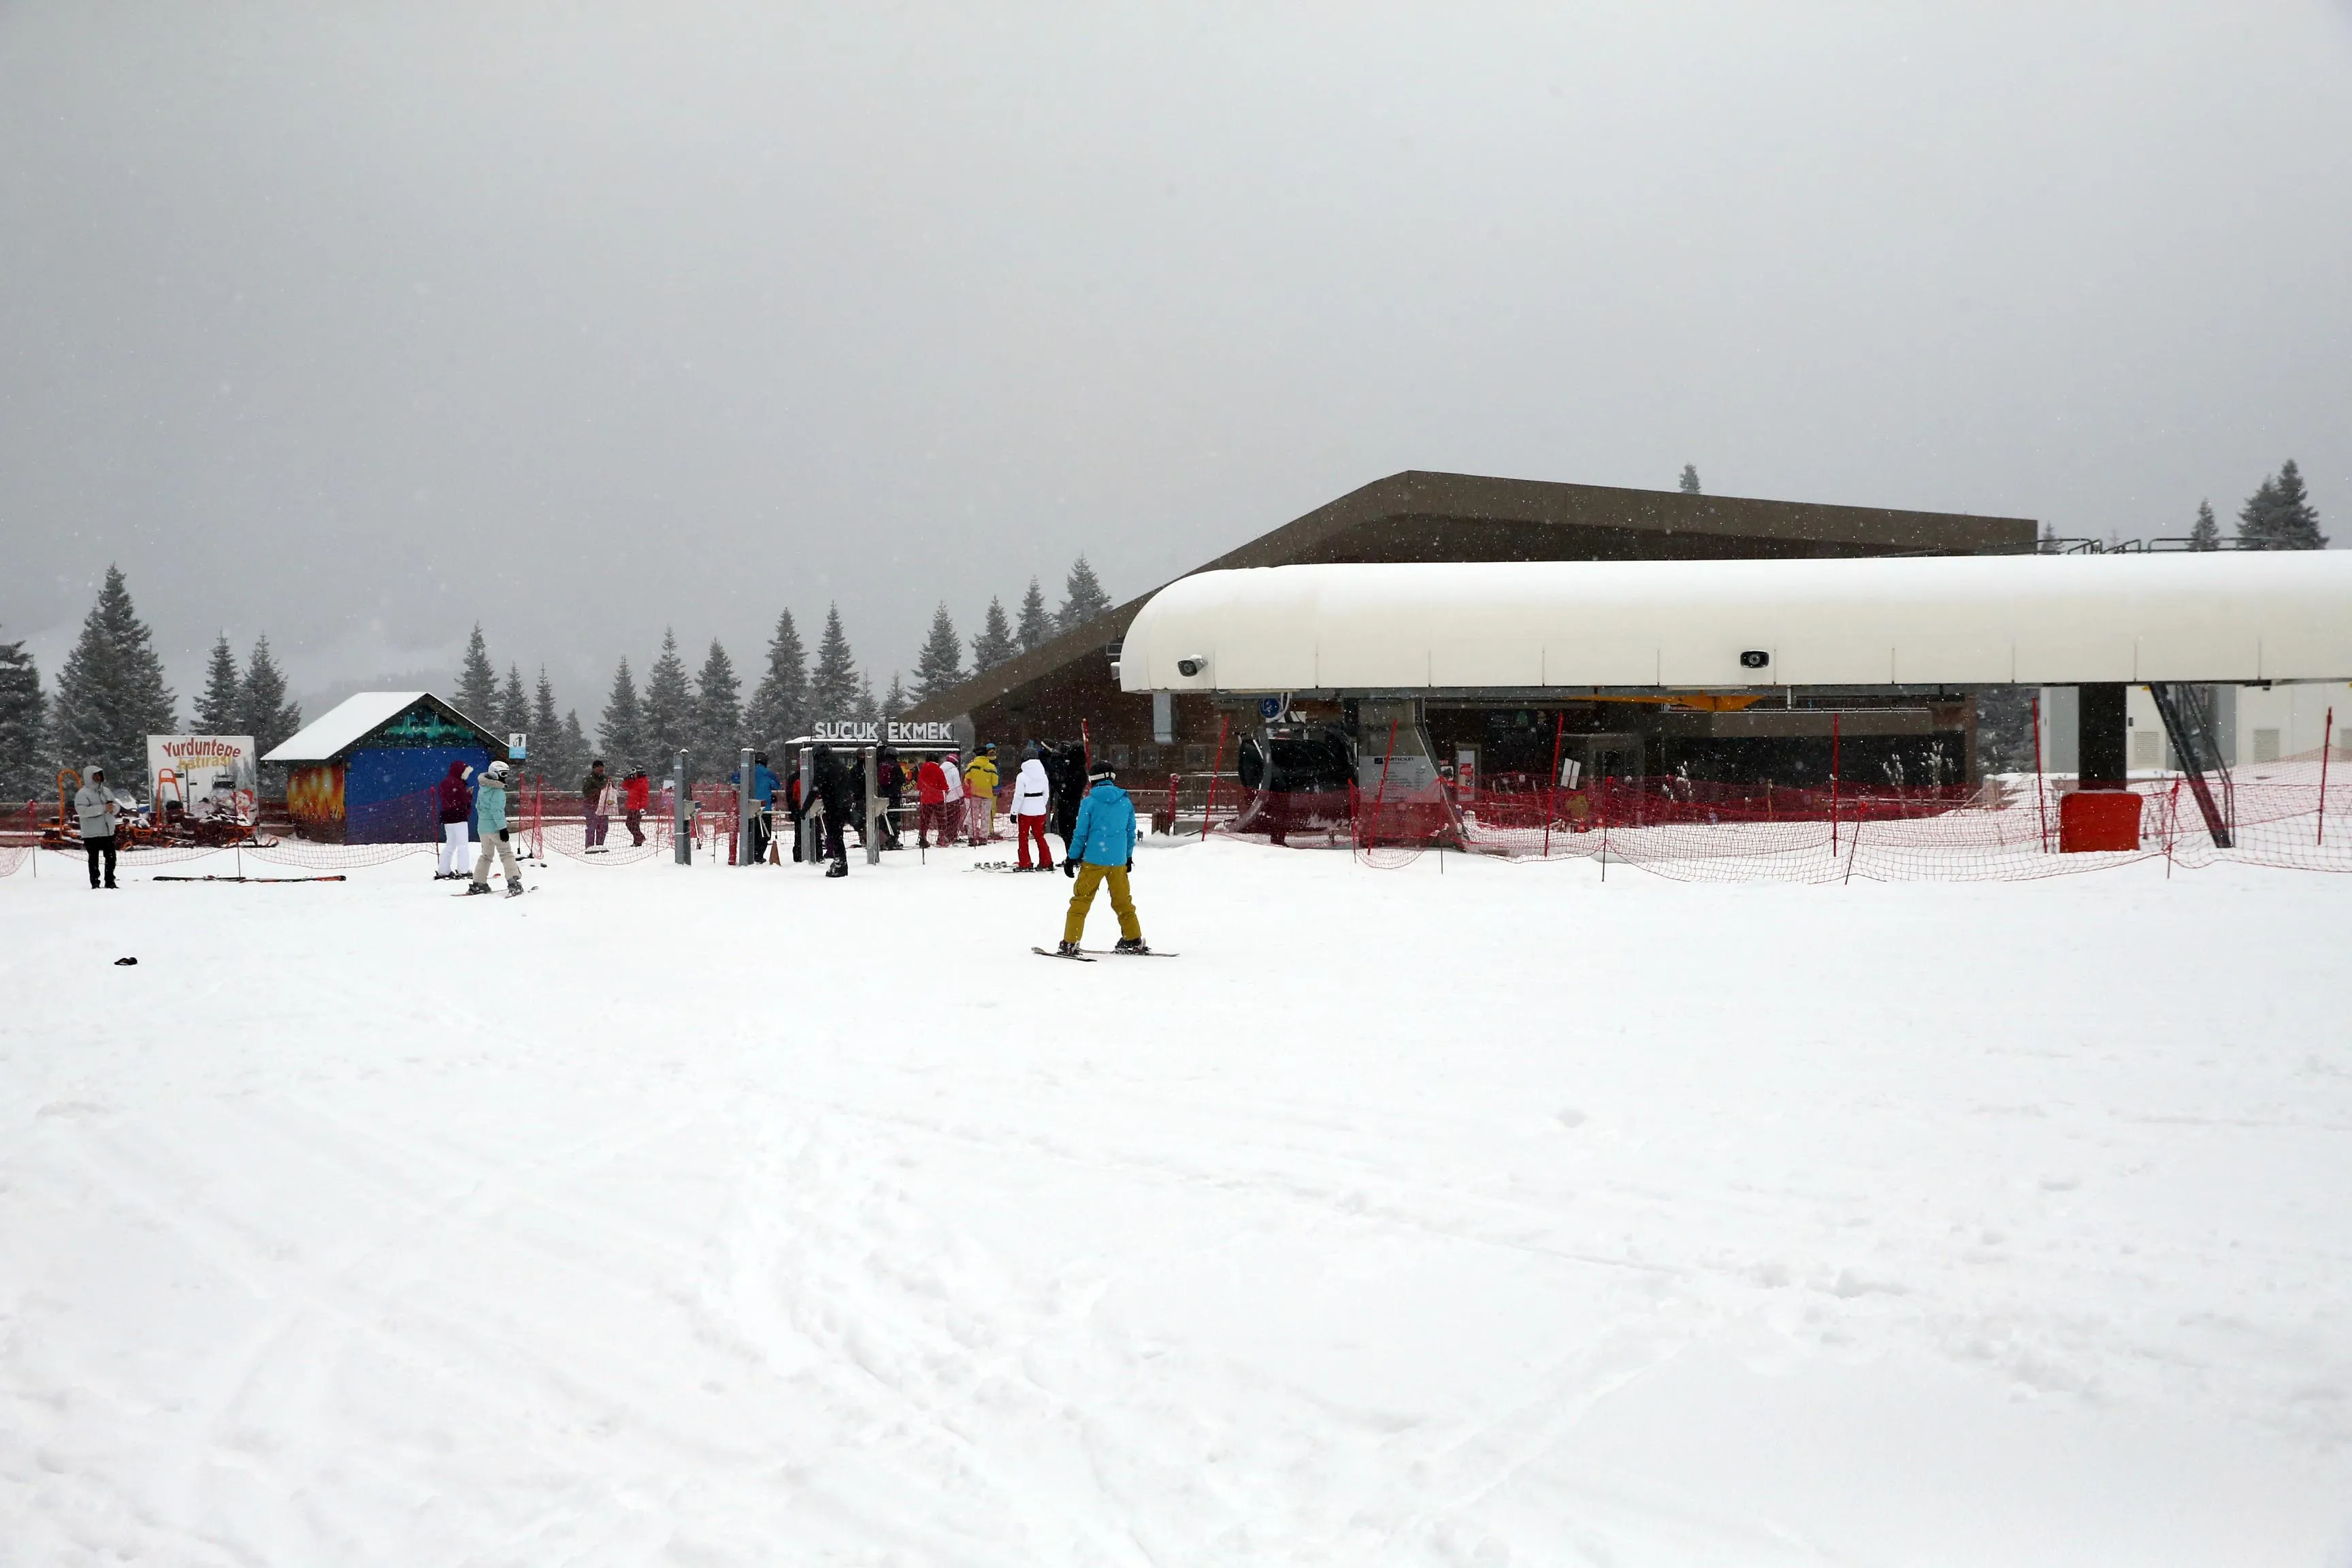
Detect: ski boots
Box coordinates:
(463, 882, 492, 896)
(1056, 940, 1083, 957)
(1113, 938, 1150, 956)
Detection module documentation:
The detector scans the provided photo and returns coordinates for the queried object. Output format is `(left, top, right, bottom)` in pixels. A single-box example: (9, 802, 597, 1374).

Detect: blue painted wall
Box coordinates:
(345, 745, 490, 845)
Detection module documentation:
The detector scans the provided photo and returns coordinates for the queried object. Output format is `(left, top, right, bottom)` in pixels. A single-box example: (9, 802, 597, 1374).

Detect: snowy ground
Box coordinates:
(3, 836, 2349, 1566)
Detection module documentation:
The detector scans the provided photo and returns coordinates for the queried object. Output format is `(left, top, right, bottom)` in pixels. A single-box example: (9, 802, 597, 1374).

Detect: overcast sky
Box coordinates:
(3, 1, 2348, 718)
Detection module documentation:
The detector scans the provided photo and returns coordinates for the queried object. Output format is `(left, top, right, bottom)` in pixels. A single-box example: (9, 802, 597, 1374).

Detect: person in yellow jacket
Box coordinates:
(962, 744, 1000, 845)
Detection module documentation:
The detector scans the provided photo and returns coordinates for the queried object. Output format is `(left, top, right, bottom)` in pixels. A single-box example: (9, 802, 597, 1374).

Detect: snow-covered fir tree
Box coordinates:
(52, 566, 177, 785)
(560, 710, 592, 776)
(852, 671, 879, 723)
(1015, 577, 1054, 652)
(455, 623, 497, 725)
(196, 635, 242, 732)
(235, 634, 301, 761)
(883, 672, 909, 718)
(531, 668, 577, 783)
(970, 597, 1016, 671)
(0, 626, 45, 801)
(2187, 500, 2221, 551)
(2237, 459, 2327, 550)
(691, 638, 742, 780)
(598, 657, 644, 767)
(913, 603, 964, 702)
(811, 605, 860, 722)
(746, 608, 808, 755)
(1057, 555, 1112, 633)
(641, 630, 694, 770)
(1679, 464, 1702, 495)
(497, 664, 530, 744)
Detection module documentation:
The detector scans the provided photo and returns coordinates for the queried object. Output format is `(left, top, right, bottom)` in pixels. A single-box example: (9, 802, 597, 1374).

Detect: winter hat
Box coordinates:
(1088, 760, 1116, 782)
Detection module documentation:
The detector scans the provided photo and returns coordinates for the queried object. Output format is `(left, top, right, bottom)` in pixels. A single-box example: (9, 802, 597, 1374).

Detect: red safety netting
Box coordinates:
(1196, 746, 2352, 881)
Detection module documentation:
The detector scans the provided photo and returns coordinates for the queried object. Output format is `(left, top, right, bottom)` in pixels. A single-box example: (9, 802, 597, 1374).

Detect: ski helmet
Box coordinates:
(485, 760, 511, 781)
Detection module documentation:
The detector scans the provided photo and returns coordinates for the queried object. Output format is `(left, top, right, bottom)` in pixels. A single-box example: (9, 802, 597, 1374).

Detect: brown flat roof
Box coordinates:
(904, 470, 2036, 722)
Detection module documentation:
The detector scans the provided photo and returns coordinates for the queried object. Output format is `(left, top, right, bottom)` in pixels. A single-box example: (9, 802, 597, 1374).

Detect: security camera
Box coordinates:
(1175, 655, 1207, 678)
(1740, 650, 1771, 670)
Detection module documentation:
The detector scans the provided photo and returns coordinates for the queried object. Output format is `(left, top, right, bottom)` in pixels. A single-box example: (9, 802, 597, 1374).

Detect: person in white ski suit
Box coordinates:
(468, 760, 525, 895)
(1011, 747, 1054, 870)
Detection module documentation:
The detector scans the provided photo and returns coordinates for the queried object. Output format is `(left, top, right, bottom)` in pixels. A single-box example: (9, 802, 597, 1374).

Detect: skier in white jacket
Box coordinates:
(1011, 747, 1055, 870)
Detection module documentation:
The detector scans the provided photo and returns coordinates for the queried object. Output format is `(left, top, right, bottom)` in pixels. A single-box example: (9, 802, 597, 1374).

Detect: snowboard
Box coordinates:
(1032, 946, 1094, 962)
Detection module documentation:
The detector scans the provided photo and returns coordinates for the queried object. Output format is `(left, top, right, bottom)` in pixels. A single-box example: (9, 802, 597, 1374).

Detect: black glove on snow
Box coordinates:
(1064, 859, 1077, 879)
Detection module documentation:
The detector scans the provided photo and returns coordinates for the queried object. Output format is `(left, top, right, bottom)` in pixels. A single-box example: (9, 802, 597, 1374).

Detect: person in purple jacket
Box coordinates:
(434, 760, 474, 879)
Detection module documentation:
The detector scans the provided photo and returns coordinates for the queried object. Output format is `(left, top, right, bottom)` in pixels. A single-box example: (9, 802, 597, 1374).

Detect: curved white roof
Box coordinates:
(1116, 553, 2352, 693)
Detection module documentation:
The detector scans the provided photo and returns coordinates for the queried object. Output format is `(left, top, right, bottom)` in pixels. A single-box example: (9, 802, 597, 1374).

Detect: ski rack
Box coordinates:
(2148, 683, 2234, 848)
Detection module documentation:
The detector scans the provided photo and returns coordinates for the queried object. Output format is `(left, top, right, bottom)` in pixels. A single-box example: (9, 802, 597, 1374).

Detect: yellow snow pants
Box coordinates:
(1062, 863, 1141, 946)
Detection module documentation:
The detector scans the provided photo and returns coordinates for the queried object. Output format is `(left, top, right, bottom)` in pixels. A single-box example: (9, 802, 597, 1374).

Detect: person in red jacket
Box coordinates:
(621, 764, 651, 847)
(914, 754, 949, 847)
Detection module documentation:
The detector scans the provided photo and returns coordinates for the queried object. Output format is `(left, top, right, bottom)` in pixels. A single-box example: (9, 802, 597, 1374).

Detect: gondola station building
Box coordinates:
(904, 470, 2036, 792)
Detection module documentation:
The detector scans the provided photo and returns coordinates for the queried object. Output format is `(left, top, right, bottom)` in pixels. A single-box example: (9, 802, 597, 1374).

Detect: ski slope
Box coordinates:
(2, 840, 2348, 1565)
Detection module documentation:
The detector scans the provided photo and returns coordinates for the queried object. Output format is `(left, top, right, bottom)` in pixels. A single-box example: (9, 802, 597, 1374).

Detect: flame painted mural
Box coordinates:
(287, 763, 346, 830)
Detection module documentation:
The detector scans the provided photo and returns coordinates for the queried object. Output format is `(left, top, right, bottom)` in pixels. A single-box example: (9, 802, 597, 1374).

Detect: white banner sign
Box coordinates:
(804, 719, 959, 745)
(147, 734, 259, 820)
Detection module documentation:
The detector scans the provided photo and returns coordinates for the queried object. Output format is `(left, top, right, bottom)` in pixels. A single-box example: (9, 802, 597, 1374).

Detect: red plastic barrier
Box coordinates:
(2059, 791, 2142, 853)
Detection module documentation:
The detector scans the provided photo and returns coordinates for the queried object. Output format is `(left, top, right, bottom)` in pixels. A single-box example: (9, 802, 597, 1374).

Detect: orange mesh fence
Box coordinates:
(1205, 749, 2352, 881)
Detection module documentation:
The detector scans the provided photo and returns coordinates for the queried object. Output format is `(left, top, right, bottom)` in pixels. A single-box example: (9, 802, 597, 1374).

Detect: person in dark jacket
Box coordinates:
(581, 760, 613, 852)
(74, 766, 122, 889)
(1045, 740, 1089, 851)
(1058, 761, 1147, 954)
(794, 746, 859, 876)
(434, 760, 474, 879)
(876, 745, 904, 849)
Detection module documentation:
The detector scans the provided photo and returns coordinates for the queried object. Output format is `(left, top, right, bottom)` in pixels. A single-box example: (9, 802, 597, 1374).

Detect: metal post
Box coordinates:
(1544, 712, 1566, 860)
(2320, 706, 2334, 847)
(672, 750, 691, 865)
(738, 747, 756, 868)
(798, 745, 817, 867)
(863, 747, 882, 865)
(2031, 693, 2048, 852)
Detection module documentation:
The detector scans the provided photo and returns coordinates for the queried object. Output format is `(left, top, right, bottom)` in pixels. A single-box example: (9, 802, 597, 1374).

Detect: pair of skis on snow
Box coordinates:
(1032, 947, 1177, 961)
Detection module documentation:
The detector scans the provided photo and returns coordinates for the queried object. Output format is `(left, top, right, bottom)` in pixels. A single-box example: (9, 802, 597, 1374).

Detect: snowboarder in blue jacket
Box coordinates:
(1058, 761, 1147, 955)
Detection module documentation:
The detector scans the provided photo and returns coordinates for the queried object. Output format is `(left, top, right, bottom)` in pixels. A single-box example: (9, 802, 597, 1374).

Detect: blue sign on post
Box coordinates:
(1259, 696, 1284, 720)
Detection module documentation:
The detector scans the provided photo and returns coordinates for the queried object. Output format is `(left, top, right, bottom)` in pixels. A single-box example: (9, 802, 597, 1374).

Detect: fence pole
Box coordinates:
(2031, 694, 2047, 853)
(2320, 706, 2334, 847)
(1829, 712, 1841, 855)
(1544, 712, 1566, 860)
(673, 751, 691, 865)
(1600, 775, 1610, 881)
(1200, 713, 1230, 842)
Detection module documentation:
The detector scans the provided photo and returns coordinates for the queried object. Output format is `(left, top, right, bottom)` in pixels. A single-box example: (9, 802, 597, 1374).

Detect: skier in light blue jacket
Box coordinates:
(466, 760, 525, 896)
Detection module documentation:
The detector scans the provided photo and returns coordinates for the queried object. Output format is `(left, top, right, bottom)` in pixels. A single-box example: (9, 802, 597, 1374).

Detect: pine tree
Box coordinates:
(1057, 555, 1112, 632)
(561, 709, 593, 774)
(642, 630, 694, 769)
(746, 608, 809, 755)
(883, 672, 909, 718)
(0, 627, 45, 802)
(531, 668, 568, 782)
(1679, 464, 1702, 495)
(913, 603, 965, 702)
(497, 664, 530, 744)
(52, 566, 177, 786)
(1016, 576, 1054, 652)
(692, 638, 742, 779)
(235, 634, 301, 760)
(599, 657, 645, 767)
(196, 635, 243, 732)
(2237, 459, 2328, 550)
(852, 670, 880, 723)
(811, 604, 860, 721)
(455, 623, 497, 724)
(970, 596, 1016, 671)
(2187, 499, 2221, 551)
